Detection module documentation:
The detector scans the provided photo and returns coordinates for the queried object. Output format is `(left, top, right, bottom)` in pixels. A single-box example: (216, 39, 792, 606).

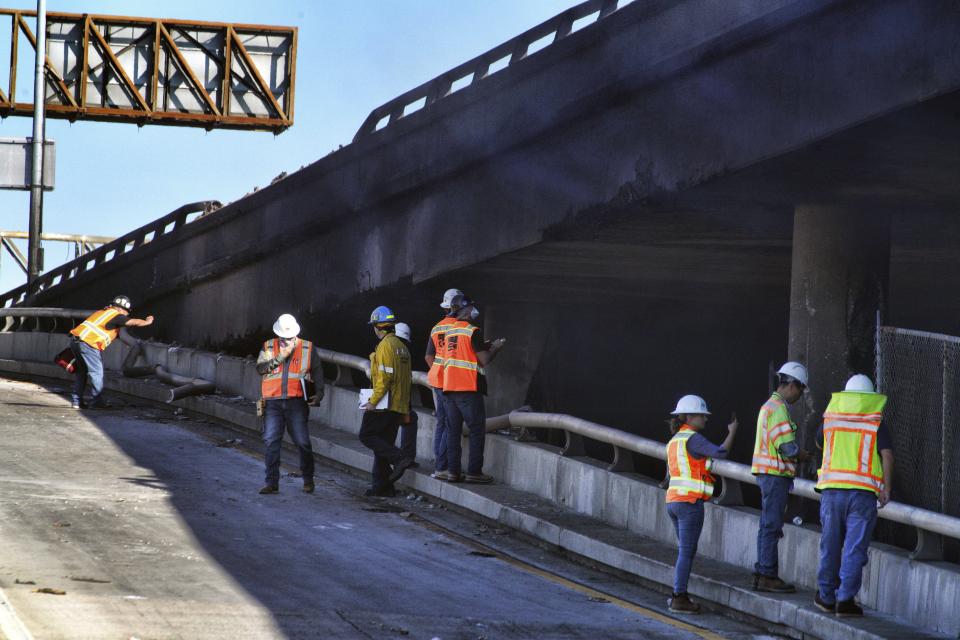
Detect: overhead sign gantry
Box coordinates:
(0, 8, 297, 132)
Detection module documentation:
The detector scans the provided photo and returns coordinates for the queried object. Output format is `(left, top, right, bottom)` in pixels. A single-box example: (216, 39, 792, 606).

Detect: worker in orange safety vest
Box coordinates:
(255, 313, 324, 495)
(69, 295, 153, 409)
(665, 394, 738, 615)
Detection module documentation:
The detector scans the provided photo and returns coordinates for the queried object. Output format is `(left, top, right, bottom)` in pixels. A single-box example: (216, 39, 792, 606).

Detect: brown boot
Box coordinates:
(754, 575, 796, 593)
(668, 592, 701, 614)
(258, 484, 279, 494)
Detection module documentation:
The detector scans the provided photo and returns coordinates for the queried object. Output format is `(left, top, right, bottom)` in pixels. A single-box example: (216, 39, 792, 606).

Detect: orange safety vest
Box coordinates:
(441, 320, 484, 393)
(427, 316, 457, 388)
(816, 391, 887, 495)
(70, 307, 123, 351)
(666, 426, 715, 503)
(261, 338, 313, 400)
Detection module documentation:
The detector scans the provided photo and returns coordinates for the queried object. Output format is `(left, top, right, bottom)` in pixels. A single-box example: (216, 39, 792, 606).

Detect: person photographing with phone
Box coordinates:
(664, 395, 738, 614)
(256, 313, 323, 495)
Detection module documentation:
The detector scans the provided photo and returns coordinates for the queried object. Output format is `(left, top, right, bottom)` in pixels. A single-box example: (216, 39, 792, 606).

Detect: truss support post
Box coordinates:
(27, 0, 47, 293)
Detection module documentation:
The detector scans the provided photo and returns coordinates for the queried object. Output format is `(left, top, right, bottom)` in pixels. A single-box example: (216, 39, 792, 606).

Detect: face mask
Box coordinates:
(469, 307, 480, 321)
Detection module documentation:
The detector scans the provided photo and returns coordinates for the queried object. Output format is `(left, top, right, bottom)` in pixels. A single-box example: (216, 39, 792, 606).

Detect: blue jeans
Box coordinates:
(262, 398, 314, 486)
(71, 338, 104, 404)
(667, 500, 705, 595)
(432, 388, 449, 472)
(442, 392, 486, 475)
(755, 474, 793, 577)
(818, 489, 878, 603)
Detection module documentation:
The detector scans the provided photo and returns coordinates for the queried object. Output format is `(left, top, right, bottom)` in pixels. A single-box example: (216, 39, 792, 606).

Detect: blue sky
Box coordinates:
(0, 0, 574, 292)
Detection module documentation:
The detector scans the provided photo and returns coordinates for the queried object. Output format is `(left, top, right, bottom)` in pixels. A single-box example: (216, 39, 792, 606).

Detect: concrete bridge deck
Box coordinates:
(0, 375, 776, 640)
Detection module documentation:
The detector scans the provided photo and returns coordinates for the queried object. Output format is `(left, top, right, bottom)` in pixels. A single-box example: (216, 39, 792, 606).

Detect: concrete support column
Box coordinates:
(788, 205, 890, 454)
(482, 303, 554, 417)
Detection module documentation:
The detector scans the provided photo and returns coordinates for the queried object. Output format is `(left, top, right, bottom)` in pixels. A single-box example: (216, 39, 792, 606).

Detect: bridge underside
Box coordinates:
(300, 90, 960, 468)
(12, 1, 960, 465)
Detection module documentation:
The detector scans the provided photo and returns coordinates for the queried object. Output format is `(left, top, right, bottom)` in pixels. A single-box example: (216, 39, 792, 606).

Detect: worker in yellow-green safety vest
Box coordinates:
(664, 394, 738, 615)
(814, 374, 894, 618)
(751, 361, 811, 594)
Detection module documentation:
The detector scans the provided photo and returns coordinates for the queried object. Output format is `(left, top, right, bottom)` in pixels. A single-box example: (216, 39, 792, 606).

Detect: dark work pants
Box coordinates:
(442, 392, 486, 475)
(263, 398, 314, 486)
(359, 410, 405, 490)
(400, 410, 418, 461)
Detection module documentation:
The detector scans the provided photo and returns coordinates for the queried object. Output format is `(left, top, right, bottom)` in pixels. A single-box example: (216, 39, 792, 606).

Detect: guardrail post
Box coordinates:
(714, 477, 744, 506)
(562, 431, 586, 457)
(608, 445, 635, 472)
(910, 529, 944, 561)
(555, 13, 573, 40)
(599, 0, 619, 19)
(331, 363, 353, 387)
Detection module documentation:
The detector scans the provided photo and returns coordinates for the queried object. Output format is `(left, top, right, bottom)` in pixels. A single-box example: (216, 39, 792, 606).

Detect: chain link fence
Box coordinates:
(876, 326, 960, 561)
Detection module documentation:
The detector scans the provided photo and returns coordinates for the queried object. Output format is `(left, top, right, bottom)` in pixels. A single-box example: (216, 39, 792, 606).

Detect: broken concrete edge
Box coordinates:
(0, 358, 950, 640)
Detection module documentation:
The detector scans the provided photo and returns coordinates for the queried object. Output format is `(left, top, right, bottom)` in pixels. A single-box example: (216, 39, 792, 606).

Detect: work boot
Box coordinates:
(814, 592, 836, 613)
(258, 484, 279, 495)
(302, 480, 315, 494)
(445, 472, 465, 483)
(364, 486, 396, 498)
(754, 575, 796, 593)
(89, 397, 112, 409)
(835, 599, 863, 617)
(464, 473, 494, 484)
(388, 457, 415, 483)
(668, 592, 701, 614)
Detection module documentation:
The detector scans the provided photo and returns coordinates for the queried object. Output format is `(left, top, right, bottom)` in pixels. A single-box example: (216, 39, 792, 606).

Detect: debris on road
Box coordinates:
(69, 576, 111, 584)
(32, 587, 66, 595)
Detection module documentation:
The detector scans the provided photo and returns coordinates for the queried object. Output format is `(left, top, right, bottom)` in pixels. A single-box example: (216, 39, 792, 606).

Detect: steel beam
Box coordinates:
(0, 9, 296, 132)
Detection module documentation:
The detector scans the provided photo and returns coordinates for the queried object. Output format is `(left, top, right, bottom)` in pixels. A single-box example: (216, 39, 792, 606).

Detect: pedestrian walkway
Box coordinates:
(0, 376, 773, 640)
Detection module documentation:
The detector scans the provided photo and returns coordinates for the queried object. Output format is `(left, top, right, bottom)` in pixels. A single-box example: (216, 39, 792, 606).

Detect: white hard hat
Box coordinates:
(272, 313, 300, 339)
(845, 374, 876, 393)
(395, 322, 411, 342)
(670, 394, 711, 416)
(440, 288, 464, 309)
(777, 361, 809, 387)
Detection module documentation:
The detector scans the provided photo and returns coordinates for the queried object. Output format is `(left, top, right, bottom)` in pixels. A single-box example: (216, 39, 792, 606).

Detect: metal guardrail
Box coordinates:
(5, 309, 956, 560)
(0, 307, 94, 333)
(314, 346, 960, 561)
(353, 0, 626, 140)
(0, 201, 221, 310)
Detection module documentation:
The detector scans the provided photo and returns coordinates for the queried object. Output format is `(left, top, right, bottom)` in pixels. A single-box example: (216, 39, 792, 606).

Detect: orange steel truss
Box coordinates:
(0, 9, 296, 132)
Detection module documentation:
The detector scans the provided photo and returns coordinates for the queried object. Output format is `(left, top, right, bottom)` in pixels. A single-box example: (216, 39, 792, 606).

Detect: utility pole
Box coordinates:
(27, 0, 47, 292)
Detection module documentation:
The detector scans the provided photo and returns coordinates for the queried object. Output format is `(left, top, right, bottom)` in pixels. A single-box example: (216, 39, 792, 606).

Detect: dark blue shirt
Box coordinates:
(686, 432, 728, 460)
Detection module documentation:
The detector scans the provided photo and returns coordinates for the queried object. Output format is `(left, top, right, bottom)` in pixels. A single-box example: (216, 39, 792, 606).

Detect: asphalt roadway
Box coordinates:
(0, 376, 782, 640)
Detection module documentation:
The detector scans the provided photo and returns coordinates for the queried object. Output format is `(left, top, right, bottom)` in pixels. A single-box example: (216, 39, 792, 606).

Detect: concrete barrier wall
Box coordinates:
(1, 332, 957, 637)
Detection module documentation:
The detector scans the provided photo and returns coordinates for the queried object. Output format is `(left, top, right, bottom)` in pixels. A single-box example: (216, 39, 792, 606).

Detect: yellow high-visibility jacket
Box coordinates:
(369, 332, 411, 414)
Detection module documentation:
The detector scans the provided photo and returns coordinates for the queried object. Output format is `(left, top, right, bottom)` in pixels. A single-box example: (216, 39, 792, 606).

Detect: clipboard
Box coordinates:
(359, 389, 389, 410)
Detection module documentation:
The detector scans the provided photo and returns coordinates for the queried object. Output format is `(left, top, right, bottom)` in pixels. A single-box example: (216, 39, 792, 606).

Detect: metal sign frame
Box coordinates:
(0, 9, 297, 132)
